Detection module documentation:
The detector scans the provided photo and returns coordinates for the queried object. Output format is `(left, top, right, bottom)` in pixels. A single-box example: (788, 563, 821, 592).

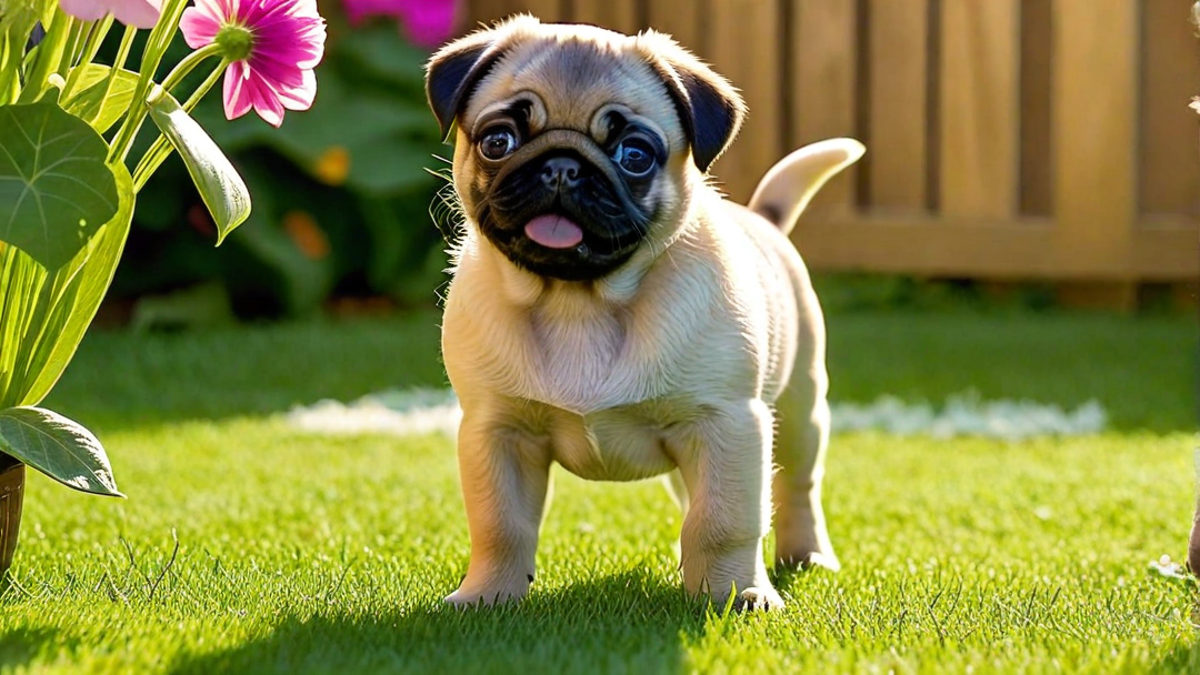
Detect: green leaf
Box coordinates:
(0, 0, 50, 34)
(60, 65, 140, 133)
(0, 406, 122, 496)
(336, 23, 429, 94)
(14, 161, 134, 407)
(193, 74, 440, 196)
(146, 86, 250, 244)
(0, 96, 119, 269)
(231, 159, 333, 315)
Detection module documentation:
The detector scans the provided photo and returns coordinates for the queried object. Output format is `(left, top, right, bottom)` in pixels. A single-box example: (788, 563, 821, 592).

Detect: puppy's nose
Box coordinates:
(541, 157, 581, 190)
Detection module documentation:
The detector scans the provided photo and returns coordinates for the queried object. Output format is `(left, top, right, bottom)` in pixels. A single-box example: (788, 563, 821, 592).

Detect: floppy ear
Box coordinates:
(426, 15, 544, 139)
(426, 31, 499, 139)
(642, 33, 746, 172)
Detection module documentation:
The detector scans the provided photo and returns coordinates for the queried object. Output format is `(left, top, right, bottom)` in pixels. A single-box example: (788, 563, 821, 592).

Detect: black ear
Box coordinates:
(674, 69, 744, 172)
(643, 34, 746, 172)
(426, 36, 496, 139)
(425, 15, 542, 138)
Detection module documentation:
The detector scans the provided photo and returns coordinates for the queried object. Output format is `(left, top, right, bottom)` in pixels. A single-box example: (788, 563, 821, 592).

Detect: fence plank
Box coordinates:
(1051, 0, 1138, 277)
(866, 0, 929, 211)
(938, 0, 1018, 218)
(648, 0, 703, 53)
(706, 0, 783, 202)
(798, 215, 1198, 280)
(792, 0, 858, 215)
(1140, 0, 1200, 217)
(519, 0, 567, 22)
(568, 0, 640, 33)
(1019, 0, 1053, 216)
(470, 0, 518, 23)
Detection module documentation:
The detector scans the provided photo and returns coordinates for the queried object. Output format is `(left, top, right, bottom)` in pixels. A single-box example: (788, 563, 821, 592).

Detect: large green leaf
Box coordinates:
(0, 96, 118, 269)
(60, 65, 140, 133)
(146, 86, 250, 244)
(0, 406, 122, 496)
(13, 161, 134, 407)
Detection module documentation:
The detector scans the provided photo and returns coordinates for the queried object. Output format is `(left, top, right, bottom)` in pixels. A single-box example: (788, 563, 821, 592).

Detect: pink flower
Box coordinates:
(343, 0, 459, 48)
(180, 0, 327, 128)
(59, 0, 162, 29)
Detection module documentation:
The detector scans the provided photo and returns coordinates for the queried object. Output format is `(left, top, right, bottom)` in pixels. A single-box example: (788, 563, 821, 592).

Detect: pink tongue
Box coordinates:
(524, 215, 584, 249)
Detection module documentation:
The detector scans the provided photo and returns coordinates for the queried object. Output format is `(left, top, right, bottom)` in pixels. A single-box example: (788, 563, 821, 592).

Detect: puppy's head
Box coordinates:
(426, 16, 744, 282)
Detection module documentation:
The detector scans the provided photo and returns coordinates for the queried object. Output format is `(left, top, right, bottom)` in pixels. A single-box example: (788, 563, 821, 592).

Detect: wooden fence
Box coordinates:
(467, 0, 1200, 300)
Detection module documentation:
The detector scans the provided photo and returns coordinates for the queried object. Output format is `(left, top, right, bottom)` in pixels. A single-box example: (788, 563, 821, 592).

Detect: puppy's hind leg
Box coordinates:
(773, 370, 840, 572)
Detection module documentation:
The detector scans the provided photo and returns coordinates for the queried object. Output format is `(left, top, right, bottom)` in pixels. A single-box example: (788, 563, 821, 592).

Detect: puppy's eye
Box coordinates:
(479, 127, 519, 161)
(612, 138, 656, 177)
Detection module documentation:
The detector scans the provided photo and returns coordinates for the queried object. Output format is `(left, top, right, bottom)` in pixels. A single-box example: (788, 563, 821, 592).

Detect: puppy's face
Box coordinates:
(426, 17, 746, 282)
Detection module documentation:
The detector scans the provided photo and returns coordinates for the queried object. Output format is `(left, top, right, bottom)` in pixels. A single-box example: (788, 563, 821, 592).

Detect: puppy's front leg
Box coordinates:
(674, 399, 782, 610)
(446, 410, 551, 607)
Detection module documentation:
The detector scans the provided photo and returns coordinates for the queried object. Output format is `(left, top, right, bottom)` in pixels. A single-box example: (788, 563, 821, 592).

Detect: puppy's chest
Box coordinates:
(549, 402, 685, 481)
(516, 308, 651, 414)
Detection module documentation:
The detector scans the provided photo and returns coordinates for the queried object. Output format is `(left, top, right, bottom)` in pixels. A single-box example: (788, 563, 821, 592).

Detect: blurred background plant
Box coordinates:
(107, 0, 462, 324)
(89, 0, 1198, 324)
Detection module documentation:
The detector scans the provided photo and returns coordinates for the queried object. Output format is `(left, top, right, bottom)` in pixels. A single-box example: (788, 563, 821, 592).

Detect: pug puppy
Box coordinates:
(425, 15, 863, 610)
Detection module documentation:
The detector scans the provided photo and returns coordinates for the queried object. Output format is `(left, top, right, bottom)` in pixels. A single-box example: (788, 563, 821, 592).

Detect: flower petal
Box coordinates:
(107, 0, 163, 29)
(246, 74, 286, 127)
(205, 0, 327, 126)
(222, 61, 253, 121)
(277, 68, 316, 112)
(58, 0, 108, 21)
(192, 0, 237, 23)
(179, 8, 221, 48)
(396, 0, 457, 48)
(341, 0, 401, 25)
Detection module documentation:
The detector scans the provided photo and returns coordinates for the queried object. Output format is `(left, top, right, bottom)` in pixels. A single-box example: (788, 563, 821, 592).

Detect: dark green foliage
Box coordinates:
(111, 21, 451, 317)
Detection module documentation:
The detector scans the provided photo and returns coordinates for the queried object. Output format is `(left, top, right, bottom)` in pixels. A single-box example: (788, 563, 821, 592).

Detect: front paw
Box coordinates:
(444, 575, 532, 608)
(734, 586, 785, 611)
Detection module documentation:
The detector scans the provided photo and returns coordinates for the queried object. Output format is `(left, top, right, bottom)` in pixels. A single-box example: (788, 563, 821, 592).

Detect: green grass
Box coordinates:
(1, 309, 1197, 674)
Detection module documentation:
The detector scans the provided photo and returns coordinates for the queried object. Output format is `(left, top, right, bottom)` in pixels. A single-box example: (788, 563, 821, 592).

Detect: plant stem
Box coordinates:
(0, 32, 18, 104)
(62, 16, 116, 100)
(158, 43, 223, 94)
(108, 0, 190, 165)
(90, 25, 139, 129)
(132, 60, 229, 191)
(111, 24, 138, 74)
(16, 10, 76, 103)
(57, 19, 86, 82)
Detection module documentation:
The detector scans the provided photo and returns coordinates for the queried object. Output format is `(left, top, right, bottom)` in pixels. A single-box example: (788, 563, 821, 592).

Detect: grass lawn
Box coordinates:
(1, 308, 1197, 674)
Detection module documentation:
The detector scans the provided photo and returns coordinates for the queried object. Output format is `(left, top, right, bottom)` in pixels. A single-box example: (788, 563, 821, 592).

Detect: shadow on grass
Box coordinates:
(166, 570, 709, 675)
(1153, 642, 1200, 674)
(0, 627, 58, 669)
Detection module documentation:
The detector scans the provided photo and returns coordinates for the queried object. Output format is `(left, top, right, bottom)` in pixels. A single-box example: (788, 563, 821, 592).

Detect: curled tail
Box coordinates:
(747, 138, 865, 235)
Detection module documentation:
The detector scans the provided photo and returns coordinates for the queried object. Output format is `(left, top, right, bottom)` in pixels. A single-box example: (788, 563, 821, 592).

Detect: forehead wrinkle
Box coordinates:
(466, 35, 685, 147)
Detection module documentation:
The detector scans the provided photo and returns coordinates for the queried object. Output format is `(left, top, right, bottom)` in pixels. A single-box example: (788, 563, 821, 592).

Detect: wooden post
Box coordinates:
(1140, 0, 1200, 217)
(865, 0, 930, 212)
(792, 0, 859, 216)
(648, 0, 703, 53)
(568, 0, 640, 32)
(1051, 0, 1139, 309)
(938, 0, 1019, 219)
(706, 0, 784, 203)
